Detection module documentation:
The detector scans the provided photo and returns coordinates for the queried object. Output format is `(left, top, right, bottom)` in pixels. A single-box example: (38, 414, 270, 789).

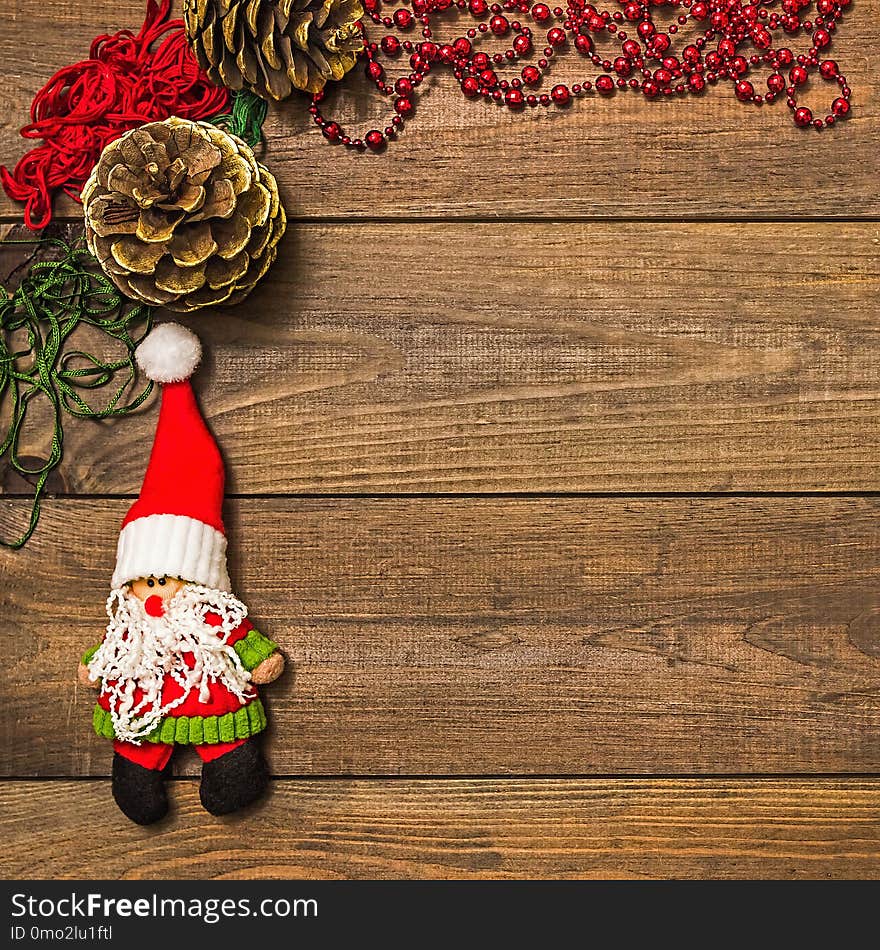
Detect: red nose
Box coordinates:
(144, 595, 165, 618)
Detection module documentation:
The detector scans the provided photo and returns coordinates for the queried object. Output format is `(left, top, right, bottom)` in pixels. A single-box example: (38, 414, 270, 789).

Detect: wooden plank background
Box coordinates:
(1, 0, 879, 879)
(1, 2, 879, 218)
(3, 779, 879, 879)
(3, 221, 880, 494)
(4, 496, 880, 777)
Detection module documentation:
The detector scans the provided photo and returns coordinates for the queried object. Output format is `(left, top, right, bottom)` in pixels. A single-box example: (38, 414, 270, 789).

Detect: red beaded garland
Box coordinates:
(309, 0, 854, 153)
(551, 83, 571, 104)
(365, 129, 386, 150)
(793, 106, 813, 127)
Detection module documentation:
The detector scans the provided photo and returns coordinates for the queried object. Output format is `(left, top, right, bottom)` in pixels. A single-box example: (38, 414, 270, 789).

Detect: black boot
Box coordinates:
(112, 753, 169, 826)
(199, 740, 269, 816)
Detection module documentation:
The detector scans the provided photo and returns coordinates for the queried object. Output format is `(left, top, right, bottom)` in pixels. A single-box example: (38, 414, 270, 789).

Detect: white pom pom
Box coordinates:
(135, 323, 202, 383)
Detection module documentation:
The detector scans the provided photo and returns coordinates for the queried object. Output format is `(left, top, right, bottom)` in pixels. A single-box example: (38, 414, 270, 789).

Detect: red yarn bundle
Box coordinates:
(0, 0, 230, 230)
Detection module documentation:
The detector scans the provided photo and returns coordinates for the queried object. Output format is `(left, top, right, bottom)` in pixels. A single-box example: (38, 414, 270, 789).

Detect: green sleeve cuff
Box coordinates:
(234, 628, 279, 671)
(81, 644, 100, 665)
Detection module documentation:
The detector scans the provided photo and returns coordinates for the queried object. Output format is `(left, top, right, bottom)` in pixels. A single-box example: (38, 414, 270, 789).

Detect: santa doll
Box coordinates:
(78, 323, 284, 825)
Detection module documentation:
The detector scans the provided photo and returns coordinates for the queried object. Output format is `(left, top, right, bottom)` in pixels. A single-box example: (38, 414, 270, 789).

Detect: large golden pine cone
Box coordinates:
(184, 0, 364, 99)
(82, 117, 286, 312)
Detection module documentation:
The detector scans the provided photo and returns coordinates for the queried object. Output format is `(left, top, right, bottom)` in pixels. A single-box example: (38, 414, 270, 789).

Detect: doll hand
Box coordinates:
(77, 662, 101, 688)
(250, 653, 285, 685)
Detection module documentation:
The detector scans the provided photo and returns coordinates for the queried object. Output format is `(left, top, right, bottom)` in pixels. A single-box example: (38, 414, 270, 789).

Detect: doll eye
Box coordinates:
(147, 578, 155, 588)
(158, 577, 166, 586)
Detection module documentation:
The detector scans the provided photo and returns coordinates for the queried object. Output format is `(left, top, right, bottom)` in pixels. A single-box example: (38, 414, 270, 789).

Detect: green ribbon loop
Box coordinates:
(210, 89, 268, 149)
(0, 237, 153, 548)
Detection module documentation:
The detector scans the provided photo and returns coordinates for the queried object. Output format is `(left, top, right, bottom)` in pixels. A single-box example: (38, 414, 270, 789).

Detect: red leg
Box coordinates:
(194, 739, 247, 763)
(113, 740, 174, 771)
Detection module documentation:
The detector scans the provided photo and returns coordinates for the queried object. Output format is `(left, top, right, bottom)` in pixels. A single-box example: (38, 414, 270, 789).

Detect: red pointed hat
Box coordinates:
(112, 323, 230, 591)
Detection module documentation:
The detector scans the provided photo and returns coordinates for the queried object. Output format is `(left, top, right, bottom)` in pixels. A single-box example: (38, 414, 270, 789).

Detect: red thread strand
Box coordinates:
(1, 0, 230, 230)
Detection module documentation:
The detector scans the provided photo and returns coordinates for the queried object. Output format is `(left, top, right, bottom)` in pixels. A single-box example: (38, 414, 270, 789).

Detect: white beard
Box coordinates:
(88, 585, 254, 744)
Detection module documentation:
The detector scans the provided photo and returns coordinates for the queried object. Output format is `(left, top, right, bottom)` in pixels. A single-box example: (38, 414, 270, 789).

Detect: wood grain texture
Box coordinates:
(2, 0, 879, 883)
(3, 497, 880, 777)
(0, 1, 877, 219)
(3, 220, 880, 495)
(2, 778, 878, 879)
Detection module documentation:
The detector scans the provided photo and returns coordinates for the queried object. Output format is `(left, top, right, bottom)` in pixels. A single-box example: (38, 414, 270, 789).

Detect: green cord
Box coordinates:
(210, 89, 268, 149)
(0, 237, 154, 548)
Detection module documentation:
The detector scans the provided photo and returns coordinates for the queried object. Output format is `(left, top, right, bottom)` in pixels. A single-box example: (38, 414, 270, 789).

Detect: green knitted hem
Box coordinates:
(81, 644, 100, 665)
(91, 699, 268, 745)
(233, 627, 279, 671)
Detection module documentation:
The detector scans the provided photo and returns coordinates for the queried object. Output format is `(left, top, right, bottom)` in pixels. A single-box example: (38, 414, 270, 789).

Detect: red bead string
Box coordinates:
(309, 0, 853, 151)
(0, 0, 229, 230)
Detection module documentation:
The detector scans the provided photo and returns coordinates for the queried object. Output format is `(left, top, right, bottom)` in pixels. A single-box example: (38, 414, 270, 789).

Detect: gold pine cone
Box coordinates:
(184, 0, 364, 99)
(82, 117, 286, 312)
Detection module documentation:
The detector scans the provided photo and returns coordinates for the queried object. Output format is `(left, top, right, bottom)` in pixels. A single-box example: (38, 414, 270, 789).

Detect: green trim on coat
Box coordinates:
(91, 698, 268, 744)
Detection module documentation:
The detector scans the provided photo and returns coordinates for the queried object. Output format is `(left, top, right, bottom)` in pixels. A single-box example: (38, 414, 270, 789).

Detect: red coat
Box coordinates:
(98, 613, 255, 718)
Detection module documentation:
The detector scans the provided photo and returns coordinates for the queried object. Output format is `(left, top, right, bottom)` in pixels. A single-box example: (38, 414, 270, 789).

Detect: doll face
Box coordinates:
(130, 575, 186, 603)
